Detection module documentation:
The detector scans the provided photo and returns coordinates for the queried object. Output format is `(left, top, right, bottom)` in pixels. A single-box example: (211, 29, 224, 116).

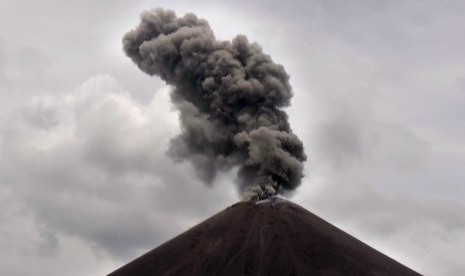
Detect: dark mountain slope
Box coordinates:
(109, 199, 421, 276)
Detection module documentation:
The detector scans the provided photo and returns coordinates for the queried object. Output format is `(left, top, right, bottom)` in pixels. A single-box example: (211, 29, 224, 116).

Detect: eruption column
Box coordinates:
(123, 8, 306, 200)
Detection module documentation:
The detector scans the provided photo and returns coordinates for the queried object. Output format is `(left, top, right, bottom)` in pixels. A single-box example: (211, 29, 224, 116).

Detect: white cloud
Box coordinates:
(0, 75, 236, 275)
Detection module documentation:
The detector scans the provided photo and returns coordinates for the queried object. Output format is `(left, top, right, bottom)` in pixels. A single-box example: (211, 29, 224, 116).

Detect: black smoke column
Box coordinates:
(123, 8, 306, 200)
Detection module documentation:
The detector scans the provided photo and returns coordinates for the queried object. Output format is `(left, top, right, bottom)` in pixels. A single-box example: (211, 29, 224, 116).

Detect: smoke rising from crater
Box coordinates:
(123, 8, 306, 200)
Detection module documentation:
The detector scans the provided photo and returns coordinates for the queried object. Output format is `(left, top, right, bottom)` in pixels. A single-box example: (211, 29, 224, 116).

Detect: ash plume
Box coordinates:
(123, 8, 306, 200)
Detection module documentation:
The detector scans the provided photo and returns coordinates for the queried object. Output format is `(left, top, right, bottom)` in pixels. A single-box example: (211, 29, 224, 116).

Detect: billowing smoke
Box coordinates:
(123, 8, 306, 200)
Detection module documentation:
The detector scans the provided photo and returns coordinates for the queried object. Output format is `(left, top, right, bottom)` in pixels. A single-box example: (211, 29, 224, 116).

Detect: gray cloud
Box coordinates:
(284, 11, 464, 274)
(122, 8, 306, 200)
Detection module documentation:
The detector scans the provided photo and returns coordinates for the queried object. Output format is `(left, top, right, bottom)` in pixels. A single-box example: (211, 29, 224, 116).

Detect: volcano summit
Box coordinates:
(109, 200, 421, 276)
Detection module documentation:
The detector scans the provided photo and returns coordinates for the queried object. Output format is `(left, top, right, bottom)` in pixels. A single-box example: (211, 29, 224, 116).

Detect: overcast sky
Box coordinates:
(1, 1, 464, 275)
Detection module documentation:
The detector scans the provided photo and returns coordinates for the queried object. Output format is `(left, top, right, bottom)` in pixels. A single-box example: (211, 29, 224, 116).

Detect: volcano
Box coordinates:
(108, 199, 421, 276)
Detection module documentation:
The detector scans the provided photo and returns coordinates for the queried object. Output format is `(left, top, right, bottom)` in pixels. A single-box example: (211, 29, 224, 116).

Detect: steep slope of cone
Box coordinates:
(108, 199, 421, 276)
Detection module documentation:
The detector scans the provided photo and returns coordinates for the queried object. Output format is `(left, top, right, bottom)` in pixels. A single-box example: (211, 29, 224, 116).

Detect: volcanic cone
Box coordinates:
(109, 199, 420, 276)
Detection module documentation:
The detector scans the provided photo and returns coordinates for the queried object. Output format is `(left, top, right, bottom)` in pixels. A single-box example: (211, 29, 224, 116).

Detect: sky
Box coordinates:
(0, 1, 464, 275)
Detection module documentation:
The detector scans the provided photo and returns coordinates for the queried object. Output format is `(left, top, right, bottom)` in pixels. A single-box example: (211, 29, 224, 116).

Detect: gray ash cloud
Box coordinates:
(123, 8, 306, 200)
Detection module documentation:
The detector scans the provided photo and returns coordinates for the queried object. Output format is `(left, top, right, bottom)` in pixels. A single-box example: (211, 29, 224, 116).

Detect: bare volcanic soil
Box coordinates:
(109, 199, 421, 276)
